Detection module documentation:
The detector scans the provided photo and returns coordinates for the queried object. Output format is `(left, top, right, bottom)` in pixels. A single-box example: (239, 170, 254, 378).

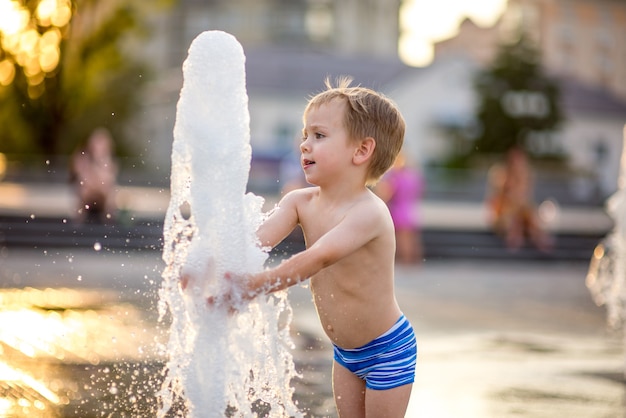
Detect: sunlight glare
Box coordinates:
(464, 0, 509, 26)
(0, 0, 29, 36)
(0, 398, 12, 415)
(19, 28, 39, 56)
(36, 0, 57, 25)
(51, 0, 72, 27)
(0, 361, 60, 404)
(0, 60, 15, 86)
(35, 0, 72, 27)
(0, 0, 71, 88)
(399, 0, 508, 67)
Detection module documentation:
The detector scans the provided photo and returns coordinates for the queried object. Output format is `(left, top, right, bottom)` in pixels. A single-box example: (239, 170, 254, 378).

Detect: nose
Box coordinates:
(300, 138, 310, 153)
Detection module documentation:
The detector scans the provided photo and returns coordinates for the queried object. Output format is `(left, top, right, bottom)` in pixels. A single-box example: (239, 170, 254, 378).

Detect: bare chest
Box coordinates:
(299, 206, 347, 246)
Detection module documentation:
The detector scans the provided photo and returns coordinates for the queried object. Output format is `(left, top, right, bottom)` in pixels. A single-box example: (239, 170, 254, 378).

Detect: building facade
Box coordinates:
(503, 0, 626, 100)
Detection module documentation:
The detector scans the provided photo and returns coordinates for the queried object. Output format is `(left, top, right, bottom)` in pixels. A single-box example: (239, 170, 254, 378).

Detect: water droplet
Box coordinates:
(45, 160, 50, 165)
(30, 214, 35, 219)
(93, 242, 102, 251)
(77, 275, 82, 281)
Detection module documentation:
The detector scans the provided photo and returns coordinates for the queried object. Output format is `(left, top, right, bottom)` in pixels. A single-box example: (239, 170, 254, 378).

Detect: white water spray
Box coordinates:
(587, 125, 626, 376)
(158, 31, 302, 417)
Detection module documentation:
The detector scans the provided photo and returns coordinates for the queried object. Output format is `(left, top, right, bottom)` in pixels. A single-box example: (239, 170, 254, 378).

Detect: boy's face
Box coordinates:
(300, 99, 355, 186)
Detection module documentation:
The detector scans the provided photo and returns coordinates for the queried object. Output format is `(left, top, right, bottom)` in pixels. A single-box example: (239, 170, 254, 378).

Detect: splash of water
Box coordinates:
(587, 127, 626, 375)
(158, 31, 302, 417)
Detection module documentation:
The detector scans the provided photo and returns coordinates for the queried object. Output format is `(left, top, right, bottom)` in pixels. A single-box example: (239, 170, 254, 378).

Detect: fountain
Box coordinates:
(158, 31, 302, 417)
(587, 125, 626, 376)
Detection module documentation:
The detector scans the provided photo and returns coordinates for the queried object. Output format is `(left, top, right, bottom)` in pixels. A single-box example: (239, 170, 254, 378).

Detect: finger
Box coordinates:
(180, 274, 190, 290)
(206, 293, 240, 315)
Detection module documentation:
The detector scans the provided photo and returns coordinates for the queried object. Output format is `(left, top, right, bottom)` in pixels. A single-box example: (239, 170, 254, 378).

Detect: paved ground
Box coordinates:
(0, 247, 623, 417)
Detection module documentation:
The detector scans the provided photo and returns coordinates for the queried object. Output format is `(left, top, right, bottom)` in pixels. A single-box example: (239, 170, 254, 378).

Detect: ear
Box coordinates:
(353, 137, 376, 166)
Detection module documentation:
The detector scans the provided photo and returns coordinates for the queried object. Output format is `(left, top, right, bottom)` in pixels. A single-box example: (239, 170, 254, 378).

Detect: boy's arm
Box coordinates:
(256, 190, 302, 248)
(181, 190, 299, 292)
(242, 199, 384, 296)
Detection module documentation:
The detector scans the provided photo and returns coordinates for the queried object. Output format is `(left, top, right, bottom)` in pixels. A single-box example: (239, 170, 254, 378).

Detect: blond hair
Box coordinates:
(304, 76, 405, 185)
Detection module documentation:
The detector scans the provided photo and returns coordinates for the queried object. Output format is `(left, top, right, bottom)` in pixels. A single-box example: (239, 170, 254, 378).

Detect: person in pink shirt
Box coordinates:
(376, 153, 424, 264)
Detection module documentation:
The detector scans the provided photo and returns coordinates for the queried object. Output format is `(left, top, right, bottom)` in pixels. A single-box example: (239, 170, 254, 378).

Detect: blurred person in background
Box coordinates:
(70, 127, 118, 223)
(486, 145, 552, 252)
(375, 152, 425, 264)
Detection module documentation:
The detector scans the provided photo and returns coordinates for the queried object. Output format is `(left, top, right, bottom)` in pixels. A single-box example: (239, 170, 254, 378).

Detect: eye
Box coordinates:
(314, 132, 324, 139)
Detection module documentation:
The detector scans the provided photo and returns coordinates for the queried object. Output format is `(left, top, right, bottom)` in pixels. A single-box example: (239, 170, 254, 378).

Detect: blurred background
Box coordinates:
(1, 0, 624, 256)
(1, 0, 624, 206)
(1, 0, 626, 417)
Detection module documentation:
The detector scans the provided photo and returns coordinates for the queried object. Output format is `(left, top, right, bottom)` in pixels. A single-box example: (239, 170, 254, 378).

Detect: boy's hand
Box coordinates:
(206, 272, 256, 314)
(226, 271, 266, 301)
(179, 256, 215, 292)
(178, 257, 260, 313)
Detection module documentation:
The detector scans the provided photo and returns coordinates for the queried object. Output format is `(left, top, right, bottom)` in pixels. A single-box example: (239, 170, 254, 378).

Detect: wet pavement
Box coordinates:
(0, 247, 623, 417)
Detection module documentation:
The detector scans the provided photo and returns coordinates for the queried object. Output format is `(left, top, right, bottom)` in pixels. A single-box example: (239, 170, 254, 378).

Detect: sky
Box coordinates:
(399, 0, 508, 67)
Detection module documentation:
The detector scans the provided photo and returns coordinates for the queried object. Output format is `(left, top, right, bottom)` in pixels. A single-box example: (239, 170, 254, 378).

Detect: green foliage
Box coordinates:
(0, 0, 153, 159)
(468, 32, 563, 160)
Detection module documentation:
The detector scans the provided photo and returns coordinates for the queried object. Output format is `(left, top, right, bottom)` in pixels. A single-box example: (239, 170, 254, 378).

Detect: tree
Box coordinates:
(0, 0, 155, 160)
(470, 32, 563, 159)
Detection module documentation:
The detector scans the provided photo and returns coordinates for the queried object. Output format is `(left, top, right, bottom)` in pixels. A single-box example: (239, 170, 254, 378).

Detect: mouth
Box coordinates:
(303, 159, 315, 168)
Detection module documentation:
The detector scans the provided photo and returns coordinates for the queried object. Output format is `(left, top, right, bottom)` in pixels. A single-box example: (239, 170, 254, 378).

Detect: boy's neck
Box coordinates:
(313, 159, 371, 202)
(317, 178, 370, 204)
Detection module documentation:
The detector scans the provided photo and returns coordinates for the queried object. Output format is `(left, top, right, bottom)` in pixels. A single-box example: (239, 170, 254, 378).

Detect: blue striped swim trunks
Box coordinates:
(333, 314, 417, 390)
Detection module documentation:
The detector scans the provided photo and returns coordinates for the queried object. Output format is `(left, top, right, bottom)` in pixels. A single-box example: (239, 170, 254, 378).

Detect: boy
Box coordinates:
(206, 77, 417, 417)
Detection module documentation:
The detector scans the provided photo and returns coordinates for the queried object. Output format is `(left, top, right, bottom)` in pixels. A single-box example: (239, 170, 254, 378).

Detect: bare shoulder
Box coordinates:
(346, 190, 394, 232)
(355, 189, 392, 218)
(280, 186, 318, 207)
